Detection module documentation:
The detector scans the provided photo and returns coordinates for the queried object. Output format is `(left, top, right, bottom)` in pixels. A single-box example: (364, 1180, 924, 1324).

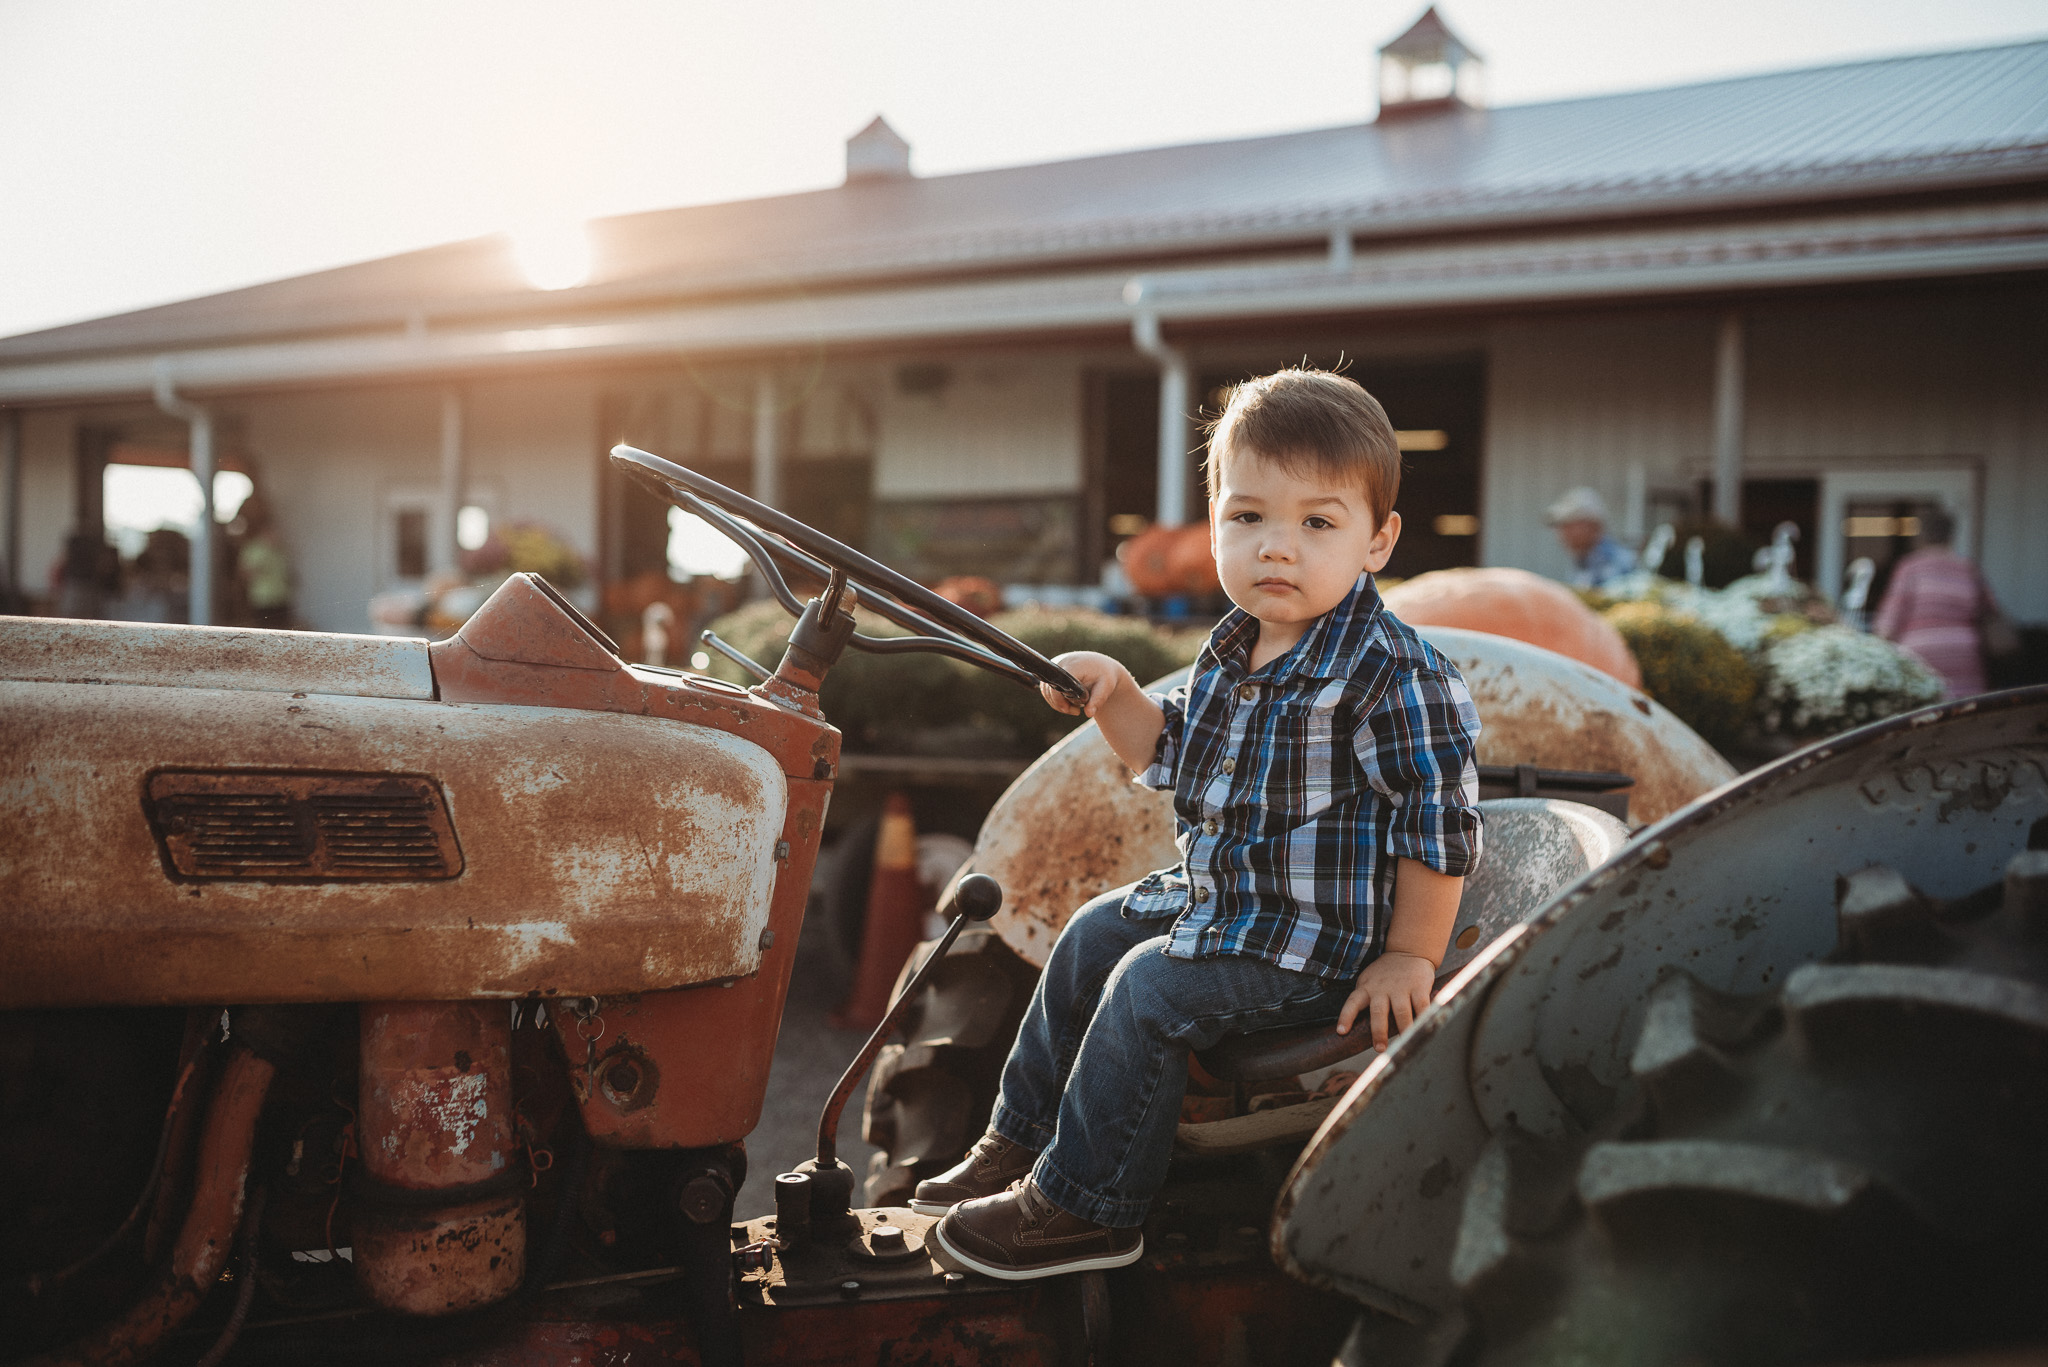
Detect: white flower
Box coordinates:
(1756, 626, 1943, 736)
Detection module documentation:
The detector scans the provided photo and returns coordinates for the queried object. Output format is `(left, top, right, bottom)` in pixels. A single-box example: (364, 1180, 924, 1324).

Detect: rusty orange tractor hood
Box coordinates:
(0, 576, 838, 1009)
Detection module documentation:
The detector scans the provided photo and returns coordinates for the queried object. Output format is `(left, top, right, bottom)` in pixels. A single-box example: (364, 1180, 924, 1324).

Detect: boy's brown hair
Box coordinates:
(1203, 368, 1401, 528)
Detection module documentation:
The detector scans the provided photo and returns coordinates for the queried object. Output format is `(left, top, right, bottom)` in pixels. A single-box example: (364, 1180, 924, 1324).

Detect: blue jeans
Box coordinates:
(990, 884, 1350, 1227)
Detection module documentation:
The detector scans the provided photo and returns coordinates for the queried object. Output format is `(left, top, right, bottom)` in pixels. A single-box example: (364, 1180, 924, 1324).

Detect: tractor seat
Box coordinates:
(1197, 798, 1631, 1087)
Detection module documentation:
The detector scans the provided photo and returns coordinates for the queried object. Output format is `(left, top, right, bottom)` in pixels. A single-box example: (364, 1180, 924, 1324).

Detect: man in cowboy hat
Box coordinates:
(1546, 486, 1636, 590)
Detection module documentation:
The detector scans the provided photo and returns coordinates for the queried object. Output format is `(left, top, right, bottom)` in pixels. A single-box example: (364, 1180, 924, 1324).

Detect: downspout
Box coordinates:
(1127, 283, 1192, 528)
(153, 370, 216, 626)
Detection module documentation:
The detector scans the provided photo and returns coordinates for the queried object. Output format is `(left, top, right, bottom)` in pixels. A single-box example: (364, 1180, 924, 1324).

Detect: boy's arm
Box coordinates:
(1336, 859, 1463, 1051)
(1039, 651, 1167, 775)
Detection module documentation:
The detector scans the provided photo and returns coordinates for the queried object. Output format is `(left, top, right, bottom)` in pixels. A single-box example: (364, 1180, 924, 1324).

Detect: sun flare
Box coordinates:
(509, 220, 592, 291)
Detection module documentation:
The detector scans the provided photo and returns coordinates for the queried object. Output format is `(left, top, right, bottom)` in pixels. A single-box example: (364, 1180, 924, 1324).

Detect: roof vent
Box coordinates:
(1378, 6, 1485, 118)
(845, 115, 913, 182)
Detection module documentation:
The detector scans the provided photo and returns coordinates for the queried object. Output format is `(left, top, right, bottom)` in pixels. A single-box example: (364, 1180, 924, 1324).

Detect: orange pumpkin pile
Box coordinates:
(1382, 567, 1642, 688)
(1120, 524, 1220, 599)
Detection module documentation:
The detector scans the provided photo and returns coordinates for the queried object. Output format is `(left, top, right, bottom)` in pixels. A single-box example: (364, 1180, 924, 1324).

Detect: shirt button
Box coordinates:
(1203, 819, 1218, 835)
(1238, 685, 1256, 702)
(1221, 758, 1236, 775)
(1192, 887, 1210, 903)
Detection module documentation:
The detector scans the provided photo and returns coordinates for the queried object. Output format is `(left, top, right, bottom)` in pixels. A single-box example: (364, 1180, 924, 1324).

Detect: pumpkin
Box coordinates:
(1119, 524, 1220, 598)
(1381, 566, 1642, 688)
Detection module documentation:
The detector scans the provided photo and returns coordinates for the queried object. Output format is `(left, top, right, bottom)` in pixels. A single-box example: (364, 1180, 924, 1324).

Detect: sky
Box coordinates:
(3, 0, 2046, 344)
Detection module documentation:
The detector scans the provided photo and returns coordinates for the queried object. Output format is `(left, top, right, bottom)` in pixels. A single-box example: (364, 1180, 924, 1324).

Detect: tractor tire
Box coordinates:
(859, 927, 1040, 1208)
(1346, 847, 2048, 1367)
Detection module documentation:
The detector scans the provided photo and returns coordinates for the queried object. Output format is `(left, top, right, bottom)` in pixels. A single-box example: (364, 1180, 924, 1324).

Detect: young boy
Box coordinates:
(923, 368, 1484, 1280)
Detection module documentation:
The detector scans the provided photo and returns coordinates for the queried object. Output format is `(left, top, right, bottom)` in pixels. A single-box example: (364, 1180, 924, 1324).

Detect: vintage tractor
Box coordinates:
(3, 445, 2041, 1366)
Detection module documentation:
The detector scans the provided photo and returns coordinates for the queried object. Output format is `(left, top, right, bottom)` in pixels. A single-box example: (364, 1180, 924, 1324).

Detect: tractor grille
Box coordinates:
(147, 771, 462, 881)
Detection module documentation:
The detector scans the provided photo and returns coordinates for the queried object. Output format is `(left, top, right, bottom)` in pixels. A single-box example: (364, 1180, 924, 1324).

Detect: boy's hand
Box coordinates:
(1041, 651, 1131, 719)
(1335, 951, 1436, 1053)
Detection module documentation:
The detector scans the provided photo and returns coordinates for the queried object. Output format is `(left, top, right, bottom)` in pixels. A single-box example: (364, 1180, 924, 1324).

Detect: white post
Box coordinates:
(189, 408, 216, 626)
(1711, 311, 1744, 527)
(437, 390, 464, 576)
(1131, 309, 1192, 527)
(153, 372, 216, 626)
(753, 369, 781, 510)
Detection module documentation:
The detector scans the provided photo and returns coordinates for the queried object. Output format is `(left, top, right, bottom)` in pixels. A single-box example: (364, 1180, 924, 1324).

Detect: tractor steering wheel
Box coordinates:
(610, 445, 1088, 703)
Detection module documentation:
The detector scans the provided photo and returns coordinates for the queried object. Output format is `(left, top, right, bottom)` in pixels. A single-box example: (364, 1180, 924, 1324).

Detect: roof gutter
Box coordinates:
(2, 198, 2043, 408)
(153, 368, 217, 626)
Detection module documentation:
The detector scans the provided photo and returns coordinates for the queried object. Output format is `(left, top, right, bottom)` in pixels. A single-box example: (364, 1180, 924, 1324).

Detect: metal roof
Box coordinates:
(4, 37, 2046, 362)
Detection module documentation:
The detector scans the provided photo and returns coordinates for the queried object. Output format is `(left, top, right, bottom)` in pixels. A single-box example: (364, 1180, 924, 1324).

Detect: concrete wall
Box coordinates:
(873, 354, 1082, 499)
(1482, 285, 2048, 618)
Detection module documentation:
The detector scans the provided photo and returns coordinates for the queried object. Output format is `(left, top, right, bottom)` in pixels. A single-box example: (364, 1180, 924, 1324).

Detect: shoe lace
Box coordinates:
(970, 1132, 1017, 1173)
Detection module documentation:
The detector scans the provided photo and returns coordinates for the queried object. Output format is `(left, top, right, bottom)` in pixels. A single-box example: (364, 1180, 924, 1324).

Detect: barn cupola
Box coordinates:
(1377, 7, 1486, 118)
(845, 116, 913, 182)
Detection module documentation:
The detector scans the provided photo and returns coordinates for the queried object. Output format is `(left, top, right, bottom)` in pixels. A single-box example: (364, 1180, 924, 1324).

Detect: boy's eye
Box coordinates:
(1231, 511, 1262, 525)
(1303, 515, 1333, 530)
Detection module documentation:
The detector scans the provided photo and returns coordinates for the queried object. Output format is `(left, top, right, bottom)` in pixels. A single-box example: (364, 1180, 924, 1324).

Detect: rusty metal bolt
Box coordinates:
(839, 1280, 862, 1298)
(870, 1224, 906, 1254)
(678, 1173, 731, 1225)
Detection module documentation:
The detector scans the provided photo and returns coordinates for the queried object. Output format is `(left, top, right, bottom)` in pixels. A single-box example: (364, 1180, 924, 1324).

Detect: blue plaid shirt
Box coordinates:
(1127, 574, 1483, 982)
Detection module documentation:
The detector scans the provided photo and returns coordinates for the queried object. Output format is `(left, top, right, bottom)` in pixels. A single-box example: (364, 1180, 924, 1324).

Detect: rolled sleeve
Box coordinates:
(1355, 668, 1485, 877)
(1135, 684, 1189, 791)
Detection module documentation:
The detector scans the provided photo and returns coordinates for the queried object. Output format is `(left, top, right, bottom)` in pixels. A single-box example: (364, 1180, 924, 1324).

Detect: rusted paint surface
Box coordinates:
(353, 1191, 526, 1317)
(20, 1047, 275, 1367)
(0, 683, 786, 1006)
(973, 714, 1182, 968)
(355, 1002, 526, 1314)
(0, 615, 434, 699)
(146, 770, 463, 880)
(426, 577, 840, 788)
(564, 776, 832, 1149)
(982, 631, 1725, 969)
(1416, 625, 1735, 825)
(1275, 686, 2048, 1322)
(360, 1002, 515, 1188)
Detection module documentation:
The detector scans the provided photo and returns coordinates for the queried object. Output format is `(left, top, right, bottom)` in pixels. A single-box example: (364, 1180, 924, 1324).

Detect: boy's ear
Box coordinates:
(1363, 511, 1402, 573)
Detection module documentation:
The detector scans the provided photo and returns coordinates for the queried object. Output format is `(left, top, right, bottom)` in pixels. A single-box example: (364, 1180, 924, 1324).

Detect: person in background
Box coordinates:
(1873, 507, 1992, 698)
(234, 493, 295, 629)
(1545, 487, 1636, 590)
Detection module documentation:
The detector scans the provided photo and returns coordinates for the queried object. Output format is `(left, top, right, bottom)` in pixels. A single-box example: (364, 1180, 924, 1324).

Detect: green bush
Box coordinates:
(1605, 600, 1758, 752)
(702, 601, 1205, 755)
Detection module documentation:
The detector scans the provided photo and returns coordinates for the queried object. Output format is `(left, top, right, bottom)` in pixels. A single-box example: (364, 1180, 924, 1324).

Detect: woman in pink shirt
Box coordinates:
(1873, 507, 1992, 698)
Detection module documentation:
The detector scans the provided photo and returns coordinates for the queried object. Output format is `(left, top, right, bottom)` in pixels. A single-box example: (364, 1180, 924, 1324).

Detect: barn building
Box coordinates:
(2, 14, 2043, 635)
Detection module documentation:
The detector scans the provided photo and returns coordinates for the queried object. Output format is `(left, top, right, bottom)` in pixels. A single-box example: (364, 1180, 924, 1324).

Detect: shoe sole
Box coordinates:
(930, 1219, 1144, 1281)
(907, 1197, 956, 1217)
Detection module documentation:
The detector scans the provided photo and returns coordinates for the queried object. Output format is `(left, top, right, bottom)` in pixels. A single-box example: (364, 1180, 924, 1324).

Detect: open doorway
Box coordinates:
(1087, 359, 1485, 582)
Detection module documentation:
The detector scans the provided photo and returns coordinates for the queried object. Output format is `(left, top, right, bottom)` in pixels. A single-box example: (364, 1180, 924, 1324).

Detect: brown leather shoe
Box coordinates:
(930, 1178, 1143, 1280)
(909, 1129, 1039, 1216)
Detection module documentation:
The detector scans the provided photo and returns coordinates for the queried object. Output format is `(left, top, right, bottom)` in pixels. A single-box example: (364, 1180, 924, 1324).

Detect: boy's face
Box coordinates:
(1209, 447, 1400, 639)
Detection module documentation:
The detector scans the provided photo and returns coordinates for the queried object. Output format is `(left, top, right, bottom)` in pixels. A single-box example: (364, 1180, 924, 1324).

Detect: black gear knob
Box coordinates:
(946, 872, 1004, 924)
